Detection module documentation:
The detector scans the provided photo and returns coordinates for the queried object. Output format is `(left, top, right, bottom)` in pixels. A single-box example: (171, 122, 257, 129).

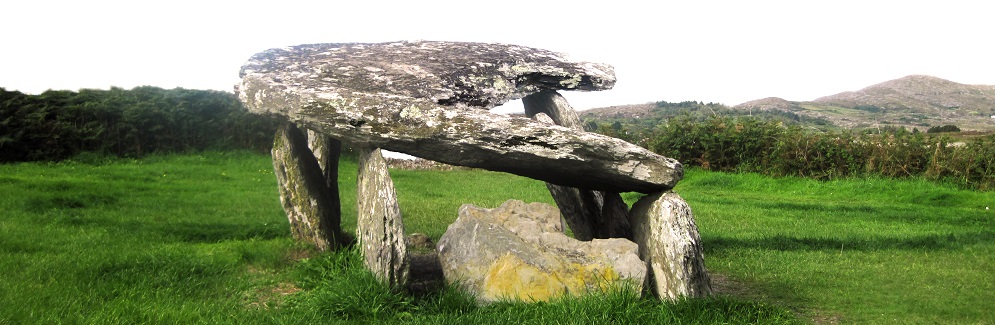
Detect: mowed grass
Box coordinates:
(1, 151, 991, 323)
(681, 170, 995, 323)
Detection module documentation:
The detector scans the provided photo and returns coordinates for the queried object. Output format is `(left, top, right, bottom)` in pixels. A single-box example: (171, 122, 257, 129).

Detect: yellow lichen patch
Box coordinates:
(482, 254, 565, 302)
(480, 253, 622, 302)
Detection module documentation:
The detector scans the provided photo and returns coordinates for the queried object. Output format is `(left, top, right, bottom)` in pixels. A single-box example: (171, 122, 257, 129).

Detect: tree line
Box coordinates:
(0, 86, 280, 162)
(591, 113, 995, 191)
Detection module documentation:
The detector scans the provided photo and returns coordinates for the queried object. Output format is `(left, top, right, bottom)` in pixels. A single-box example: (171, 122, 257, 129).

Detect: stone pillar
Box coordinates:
(357, 147, 409, 289)
(522, 90, 632, 240)
(271, 123, 344, 251)
(306, 129, 342, 222)
(629, 191, 711, 300)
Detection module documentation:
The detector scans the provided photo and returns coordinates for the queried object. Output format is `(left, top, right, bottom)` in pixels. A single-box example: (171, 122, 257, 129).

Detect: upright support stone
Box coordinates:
(629, 192, 712, 300)
(306, 129, 343, 223)
(271, 123, 344, 251)
(523, 91, 632, 240)
(357, 147, 409, 289)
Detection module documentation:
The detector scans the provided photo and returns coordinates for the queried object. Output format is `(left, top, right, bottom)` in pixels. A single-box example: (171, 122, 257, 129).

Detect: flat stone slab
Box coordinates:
(237, 41, 682, 192)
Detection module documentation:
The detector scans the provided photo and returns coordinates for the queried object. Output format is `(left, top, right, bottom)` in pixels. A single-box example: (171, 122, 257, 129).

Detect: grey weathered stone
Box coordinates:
(237, 41, 682, 193)
(524, 91, 632, 240)
(523, 90, 585, 129)
(357, 147, 409, 289)
(306, 129, 342, 190)
(629, 192, 712, 300)
(271, 123, 343, 250)
(305, 129, 342, 228)
(437, 200, 645, 303)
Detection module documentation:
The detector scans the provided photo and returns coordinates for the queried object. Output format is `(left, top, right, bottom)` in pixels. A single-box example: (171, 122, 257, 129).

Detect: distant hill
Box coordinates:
(581, 75, 995, 132)
(736, 75, 995, 130)
(579, 103, 657, 119)
(814, 75, 995, 111)
(734, 97, 802, 112)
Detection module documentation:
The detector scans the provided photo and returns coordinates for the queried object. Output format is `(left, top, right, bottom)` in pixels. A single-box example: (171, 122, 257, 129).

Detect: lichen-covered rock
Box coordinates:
(237, 41, 682, 193)
(305, 129, 342, 227)
(238, 41, 614, 111)
(437, 200, 645, 303)
(357, 147, 408, 289)
(524, 91, 632, 240)
(629, 192, 711, 300)
(305, 129, 342, 190)
(271, 123, 343, 250)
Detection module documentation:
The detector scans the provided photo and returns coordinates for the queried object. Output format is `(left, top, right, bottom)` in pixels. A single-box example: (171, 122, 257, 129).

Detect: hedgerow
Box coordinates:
(625, 114, 995, 190)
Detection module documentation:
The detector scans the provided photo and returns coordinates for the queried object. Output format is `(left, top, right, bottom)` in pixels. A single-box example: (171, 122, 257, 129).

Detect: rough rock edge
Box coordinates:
(437, 200, 644, 303)
(629, 192, 712, 300)
(237, 41, 681, 193)
(356, 147, 409, 289)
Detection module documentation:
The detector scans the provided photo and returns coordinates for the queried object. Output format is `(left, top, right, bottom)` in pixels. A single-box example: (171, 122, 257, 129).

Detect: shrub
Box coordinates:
(927, 125, 961, 133)
(769, 128, 867, 179)
(649, 115, 783, 172)
(0, 87, 280, 162)
(600, 115, 995, 190)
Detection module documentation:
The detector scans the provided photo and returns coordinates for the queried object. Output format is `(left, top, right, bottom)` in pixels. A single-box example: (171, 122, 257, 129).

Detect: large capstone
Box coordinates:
(437, 200, 645, 303)
(629, 192, 712, 300)
(357, 147, 409, 289)
(237, 41, 682, 193)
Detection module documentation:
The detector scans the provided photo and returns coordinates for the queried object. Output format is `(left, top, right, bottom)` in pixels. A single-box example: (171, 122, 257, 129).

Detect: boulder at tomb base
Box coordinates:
(437, 200, 645, 304)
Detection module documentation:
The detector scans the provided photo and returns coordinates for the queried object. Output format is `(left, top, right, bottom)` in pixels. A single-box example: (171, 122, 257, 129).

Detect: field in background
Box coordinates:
(1, 152, 991, 323)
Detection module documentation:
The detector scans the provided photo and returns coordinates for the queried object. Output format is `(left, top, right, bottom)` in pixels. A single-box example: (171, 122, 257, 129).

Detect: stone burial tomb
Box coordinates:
(236, 40, 711, 302)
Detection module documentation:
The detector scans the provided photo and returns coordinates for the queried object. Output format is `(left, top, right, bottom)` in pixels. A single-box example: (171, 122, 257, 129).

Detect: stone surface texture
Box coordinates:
(523, 91, 632, 240)
(305, 129, 342, 229)
(437, 200, 645, 303)
(271, 124, 343, 250)
(306, 129, 342, 191)
(237, 41, 682, 193)
(357, 147, 409, 289)
(629, 192, 712, 300)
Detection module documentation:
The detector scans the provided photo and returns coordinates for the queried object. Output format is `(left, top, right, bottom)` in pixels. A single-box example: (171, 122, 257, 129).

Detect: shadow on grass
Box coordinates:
(704, 231, 995, 252)
(149, 221, 290, 243)
(753, 201, 880, 214)
(44, 214, 288, 243)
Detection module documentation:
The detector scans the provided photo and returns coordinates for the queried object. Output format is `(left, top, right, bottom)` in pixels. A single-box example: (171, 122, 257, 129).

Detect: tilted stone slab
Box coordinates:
(357, 147, 409, 289)
(271, 123, 344, 250)
(237, 41, 682, 193)
(524, 91, 632, 240)
(629, 192, 712, 300)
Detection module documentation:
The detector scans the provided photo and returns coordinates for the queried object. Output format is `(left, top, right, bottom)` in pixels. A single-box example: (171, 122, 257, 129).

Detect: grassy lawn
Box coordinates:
(681, 171, 994, 323)
(1, 151, 991, 323)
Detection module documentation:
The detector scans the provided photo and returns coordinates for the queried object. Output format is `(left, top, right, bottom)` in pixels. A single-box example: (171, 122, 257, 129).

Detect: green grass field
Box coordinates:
(1, 152, 991, 323)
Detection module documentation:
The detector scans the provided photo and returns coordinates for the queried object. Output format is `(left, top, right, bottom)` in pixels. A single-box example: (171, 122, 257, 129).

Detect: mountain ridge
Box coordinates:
(583, 75, 995, 131)
(812, 75, 995, 112)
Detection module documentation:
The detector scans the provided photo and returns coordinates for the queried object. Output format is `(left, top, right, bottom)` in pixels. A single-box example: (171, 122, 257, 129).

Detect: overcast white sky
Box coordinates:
(2, 0, 993, 110)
